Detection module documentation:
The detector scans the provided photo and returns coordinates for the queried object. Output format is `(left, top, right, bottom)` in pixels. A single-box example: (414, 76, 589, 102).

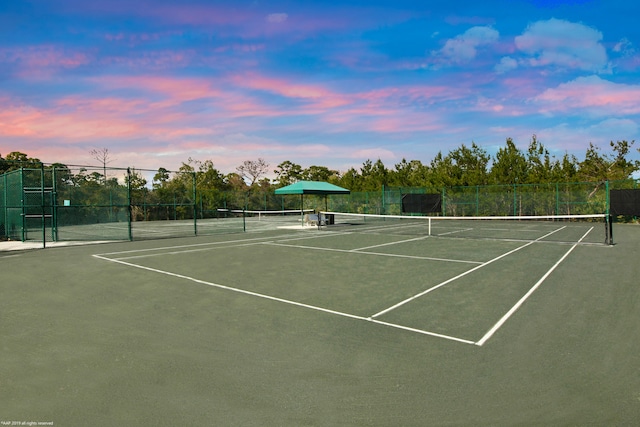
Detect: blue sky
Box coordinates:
(1, 0, 639, 178)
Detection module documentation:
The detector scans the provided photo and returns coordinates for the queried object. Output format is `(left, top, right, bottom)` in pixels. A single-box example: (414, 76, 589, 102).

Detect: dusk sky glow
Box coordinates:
(1, 0, 639, 178)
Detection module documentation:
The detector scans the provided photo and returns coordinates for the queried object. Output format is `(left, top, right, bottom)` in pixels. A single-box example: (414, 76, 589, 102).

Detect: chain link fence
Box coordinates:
(1, 163, 638, 246)
(323, 181, 638, 218)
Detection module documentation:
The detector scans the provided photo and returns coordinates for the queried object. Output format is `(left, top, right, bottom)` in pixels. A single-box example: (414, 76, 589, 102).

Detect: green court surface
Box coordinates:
(1, 222, 639, 425)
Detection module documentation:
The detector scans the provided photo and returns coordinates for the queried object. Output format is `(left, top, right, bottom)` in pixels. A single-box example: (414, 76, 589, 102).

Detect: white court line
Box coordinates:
(369, 319, 475, 345)
(264, 241, 483, 264)
(370, 226, 567, 319)
(480, 228, 541, 233)
(95, 233, 303, 257)
(114, 241, 276, 261)
(267, 230, 356, 243)
(351, 235, 430, 251)
(474, 226, 594, 346)
(92, 254, 476, 345)
(96, 228, 360, 259)
(437, 228, 472, 236)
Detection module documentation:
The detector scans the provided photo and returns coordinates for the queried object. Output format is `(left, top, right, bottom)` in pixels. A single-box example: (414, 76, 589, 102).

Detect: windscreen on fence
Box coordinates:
(610, 189, 640, 216)
(401, 193, 442, 214)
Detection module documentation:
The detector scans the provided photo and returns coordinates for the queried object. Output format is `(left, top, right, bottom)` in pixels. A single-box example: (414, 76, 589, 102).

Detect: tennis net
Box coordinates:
(216, 209, 315, 230)
(319, 211, 613, 245)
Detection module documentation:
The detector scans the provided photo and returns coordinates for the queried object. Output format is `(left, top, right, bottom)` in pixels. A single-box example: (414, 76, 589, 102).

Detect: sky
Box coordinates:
(1, 0, 639, 180)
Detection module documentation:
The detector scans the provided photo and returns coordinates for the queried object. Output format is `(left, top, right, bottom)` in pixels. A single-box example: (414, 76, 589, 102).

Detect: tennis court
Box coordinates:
(2, 215, 639, 425)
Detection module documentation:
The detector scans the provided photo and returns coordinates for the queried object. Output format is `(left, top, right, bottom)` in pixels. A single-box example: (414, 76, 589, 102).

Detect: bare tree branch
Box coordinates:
(236, 158, 269, 186)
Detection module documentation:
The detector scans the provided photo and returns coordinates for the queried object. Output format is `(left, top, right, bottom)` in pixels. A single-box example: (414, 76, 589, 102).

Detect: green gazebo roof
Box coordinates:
(274, 181, 350, 195)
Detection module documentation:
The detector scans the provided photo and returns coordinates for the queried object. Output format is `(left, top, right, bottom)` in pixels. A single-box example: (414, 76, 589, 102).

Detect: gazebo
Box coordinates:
(274, 181, 350, 225)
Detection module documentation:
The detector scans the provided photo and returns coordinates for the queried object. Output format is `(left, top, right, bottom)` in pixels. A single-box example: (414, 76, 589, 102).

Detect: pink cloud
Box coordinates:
(231, 73, 350, 107)
(0, 67, 488, 175)
(94, 74, 299, 126)
(0, 45, 91, 79)
(98, 50, 195, 71)
(534, 75, 640, 115)
(0, 90, 204, 143)
(94, 75, 222, 102)
(1, 104, 140, 140)
(0, 104, 41, 137)
(213, 43, 265, 54)
(1, 70, 458, 151)
(231, 74, 462, 127)
(224, 100, 288, 118)
(357, 86, 461, 108)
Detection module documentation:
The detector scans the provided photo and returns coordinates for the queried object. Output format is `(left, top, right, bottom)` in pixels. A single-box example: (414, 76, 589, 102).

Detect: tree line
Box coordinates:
(1, 136, 638, 196)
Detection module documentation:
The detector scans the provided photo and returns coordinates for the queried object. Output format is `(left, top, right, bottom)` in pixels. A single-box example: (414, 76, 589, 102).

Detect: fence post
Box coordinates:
(127, 168, 133, 241)
(1, 173, 5, 239)
(363, 191, 367, 213)
(19, 168, 24, 241)
(40, 163, 46, 248)
(193, 172, 197, 236)
(475, 185, 479, 216)
(52, 167, 58, 242)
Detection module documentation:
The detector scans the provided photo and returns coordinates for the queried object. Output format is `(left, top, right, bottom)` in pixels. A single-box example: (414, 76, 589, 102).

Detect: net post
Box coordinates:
(127, 167, 133, 241)
(606, 214, 614, 245)
(605, 180, 613, 245)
